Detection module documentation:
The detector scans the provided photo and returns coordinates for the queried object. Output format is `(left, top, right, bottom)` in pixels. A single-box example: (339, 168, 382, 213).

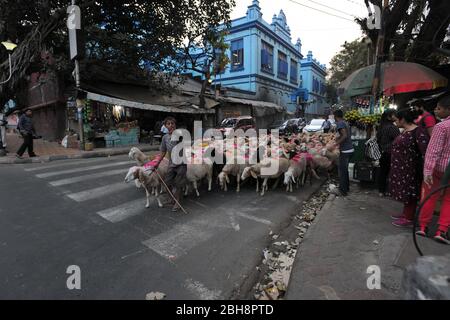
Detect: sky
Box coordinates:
(231, 0, 368, 66)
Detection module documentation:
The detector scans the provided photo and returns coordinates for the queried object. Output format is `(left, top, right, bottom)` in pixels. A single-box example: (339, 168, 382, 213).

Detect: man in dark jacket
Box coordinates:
(16, 109, 38, 158)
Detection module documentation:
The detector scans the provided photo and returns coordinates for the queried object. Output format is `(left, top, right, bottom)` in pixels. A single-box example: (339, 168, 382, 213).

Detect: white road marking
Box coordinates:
(184, 279, 222, 300)
(49, 168, 128, 186)
(235, 212, 272, 226)
(66, 182, 132, 202)
(24, 157, 113, 172)
(142, 218, 227, 259)
(35, 161, 132, 178)
(96, 198, 148, 223)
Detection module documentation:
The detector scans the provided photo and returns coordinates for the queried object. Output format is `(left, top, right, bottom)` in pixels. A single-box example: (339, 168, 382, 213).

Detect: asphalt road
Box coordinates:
(0, 155, 322, 299)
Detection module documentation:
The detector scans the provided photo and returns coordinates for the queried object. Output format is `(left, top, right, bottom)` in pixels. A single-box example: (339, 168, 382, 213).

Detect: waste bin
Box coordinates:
(350, 139, 367, 163)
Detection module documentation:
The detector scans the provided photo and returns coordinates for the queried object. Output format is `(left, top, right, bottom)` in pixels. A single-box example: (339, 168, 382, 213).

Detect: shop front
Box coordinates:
(65, 86, 217, 150)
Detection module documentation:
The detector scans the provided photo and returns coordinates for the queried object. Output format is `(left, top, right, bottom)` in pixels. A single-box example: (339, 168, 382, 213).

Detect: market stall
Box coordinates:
(66, 99, 143, 150)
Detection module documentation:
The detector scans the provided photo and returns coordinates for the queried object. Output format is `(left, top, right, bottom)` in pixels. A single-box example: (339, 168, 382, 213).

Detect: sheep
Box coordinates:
(185, 161, 213, 197)
(284, 154, 307, 193)
(124, 157, 169, 207)
(218, 157, 251, 193)
(128, 147, 151, 166)
(125, 166, 165, 208)
(128, 147, 152, 188)
(241, 157, 290, 196)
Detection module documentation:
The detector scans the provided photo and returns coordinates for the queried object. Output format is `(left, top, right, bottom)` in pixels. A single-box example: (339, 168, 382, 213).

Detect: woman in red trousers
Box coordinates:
(416, 95, 450, 245)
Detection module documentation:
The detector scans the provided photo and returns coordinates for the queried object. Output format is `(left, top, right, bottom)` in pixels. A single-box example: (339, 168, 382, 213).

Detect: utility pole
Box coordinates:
(68, 0, 84, 150)
(371, 0, 389, 114)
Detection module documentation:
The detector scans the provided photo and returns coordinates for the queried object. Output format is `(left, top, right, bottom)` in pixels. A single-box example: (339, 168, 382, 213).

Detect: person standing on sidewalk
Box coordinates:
(321, 116, 331, 133)
(376, 109, 400, 197)
(332, 110, 354, 196)
(0, 111, 7, 150)
(16, 109, 38, 159)
(416, 95, 450, 244)
(413, 99, 437, 138)
(389, 108, 429, 228)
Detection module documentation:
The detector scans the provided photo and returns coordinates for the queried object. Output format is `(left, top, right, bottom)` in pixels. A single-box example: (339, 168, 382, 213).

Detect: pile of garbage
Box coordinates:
(253, 181, 335, 300)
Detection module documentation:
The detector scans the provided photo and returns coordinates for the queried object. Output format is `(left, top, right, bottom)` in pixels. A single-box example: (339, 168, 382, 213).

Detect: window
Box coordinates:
(214, 49, 225, 74)
(231, 39, 244, 70)
(278, 51, 288, 79)
(261, 41, 274, 73)
(290, 60, 298, 83)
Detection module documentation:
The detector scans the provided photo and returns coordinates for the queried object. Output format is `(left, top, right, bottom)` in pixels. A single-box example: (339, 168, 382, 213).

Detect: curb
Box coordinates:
(0, 145, 160, 164)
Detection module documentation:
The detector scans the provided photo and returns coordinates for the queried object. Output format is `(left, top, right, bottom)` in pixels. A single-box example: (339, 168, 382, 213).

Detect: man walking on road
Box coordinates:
(153, 116, 187, 212)
(16, 109, 38, 159)
(331, 110, 354, 196)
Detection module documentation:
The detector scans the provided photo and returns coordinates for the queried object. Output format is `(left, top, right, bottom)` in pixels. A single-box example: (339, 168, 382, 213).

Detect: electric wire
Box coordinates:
(288, 0, 356, 22)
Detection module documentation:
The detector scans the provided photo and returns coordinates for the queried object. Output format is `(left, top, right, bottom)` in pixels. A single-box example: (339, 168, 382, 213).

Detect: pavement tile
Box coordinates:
(0, 133, 159, 164)
(286, 184, 449, 300)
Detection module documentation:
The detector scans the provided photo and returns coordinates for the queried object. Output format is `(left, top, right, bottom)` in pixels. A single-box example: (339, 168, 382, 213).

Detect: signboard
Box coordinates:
(67, 5, 82, 60)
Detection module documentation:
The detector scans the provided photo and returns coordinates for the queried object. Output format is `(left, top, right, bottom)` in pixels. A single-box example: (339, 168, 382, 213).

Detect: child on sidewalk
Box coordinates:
(416, 95, 450, 245)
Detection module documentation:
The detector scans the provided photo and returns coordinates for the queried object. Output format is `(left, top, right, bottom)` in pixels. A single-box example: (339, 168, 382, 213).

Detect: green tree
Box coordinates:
(328, 39, 369, 90)
(179, 0, 236, 108)
(0, 0, 236, 109)
(357, 0, 450, 66)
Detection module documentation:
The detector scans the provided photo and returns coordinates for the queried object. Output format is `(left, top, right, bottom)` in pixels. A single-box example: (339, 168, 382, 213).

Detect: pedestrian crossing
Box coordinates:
(23, 156, 277, 263)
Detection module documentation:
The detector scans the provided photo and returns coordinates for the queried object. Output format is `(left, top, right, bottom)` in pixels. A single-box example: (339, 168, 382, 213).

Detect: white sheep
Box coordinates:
(124, 159, 169, 208)
(241, 157, 290, 196)
(284, 155, 307, 193)
(218, 158, 251, 193)
(128, 147, 151, 166)
(185, 161, 213, 197)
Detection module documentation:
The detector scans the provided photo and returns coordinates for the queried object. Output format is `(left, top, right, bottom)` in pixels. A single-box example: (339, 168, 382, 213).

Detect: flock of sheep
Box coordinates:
(124, 132, 340, 209)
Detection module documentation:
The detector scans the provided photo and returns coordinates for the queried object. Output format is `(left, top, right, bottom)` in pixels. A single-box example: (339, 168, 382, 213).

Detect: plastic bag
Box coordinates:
(61, 135, 68, 148)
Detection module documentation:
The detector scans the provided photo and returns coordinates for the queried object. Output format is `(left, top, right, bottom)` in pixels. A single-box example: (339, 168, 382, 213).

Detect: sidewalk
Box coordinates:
(286, 184, 449, 300)
(0, 133, 160, 164)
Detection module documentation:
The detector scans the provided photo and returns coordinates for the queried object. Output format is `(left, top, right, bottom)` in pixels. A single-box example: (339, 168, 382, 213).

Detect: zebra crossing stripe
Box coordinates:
(49, 168, 128, 186)
(96, 199, 148, 223)
(142, 220, 217, 260)
(35, 161, 132, 178)
(66, 182, 132, 202)
(24, 157, 111, 172)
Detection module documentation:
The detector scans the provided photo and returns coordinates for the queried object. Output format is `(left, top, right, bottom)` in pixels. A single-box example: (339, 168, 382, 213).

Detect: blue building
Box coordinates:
(299, 51, 329, 118)
(186, 0, 303, 113)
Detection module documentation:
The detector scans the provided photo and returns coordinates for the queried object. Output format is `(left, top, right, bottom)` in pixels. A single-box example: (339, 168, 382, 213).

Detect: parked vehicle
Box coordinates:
(304, 119, 326, 133)
(218, 116, 256, 136)
(270, 118, 307, 135)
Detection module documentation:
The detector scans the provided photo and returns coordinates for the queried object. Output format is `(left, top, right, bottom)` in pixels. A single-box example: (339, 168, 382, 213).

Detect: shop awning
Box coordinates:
(217, 96, 285, 117)
(86, 92, 215, 114)
(82, 81, 217, 114)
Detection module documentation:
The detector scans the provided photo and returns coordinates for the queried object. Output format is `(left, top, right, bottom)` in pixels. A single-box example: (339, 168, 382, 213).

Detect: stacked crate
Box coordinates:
(117, 128, 139, 146)
(105, 130, 120, 148)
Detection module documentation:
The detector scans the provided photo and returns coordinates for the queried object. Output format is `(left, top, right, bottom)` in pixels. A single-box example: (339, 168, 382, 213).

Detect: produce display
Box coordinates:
(344, 110, 382, 130)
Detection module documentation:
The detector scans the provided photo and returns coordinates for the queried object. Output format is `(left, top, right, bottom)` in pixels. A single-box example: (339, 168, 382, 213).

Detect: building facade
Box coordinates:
(187, 0, 303, 113)
(299, 51, 329, 118)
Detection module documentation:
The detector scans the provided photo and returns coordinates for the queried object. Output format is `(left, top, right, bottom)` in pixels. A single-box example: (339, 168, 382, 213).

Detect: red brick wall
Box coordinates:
(32, 104, 66, 142)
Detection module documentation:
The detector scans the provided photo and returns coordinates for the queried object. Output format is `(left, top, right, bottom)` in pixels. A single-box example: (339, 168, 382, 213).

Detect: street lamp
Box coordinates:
(0, 40, 18, 85)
